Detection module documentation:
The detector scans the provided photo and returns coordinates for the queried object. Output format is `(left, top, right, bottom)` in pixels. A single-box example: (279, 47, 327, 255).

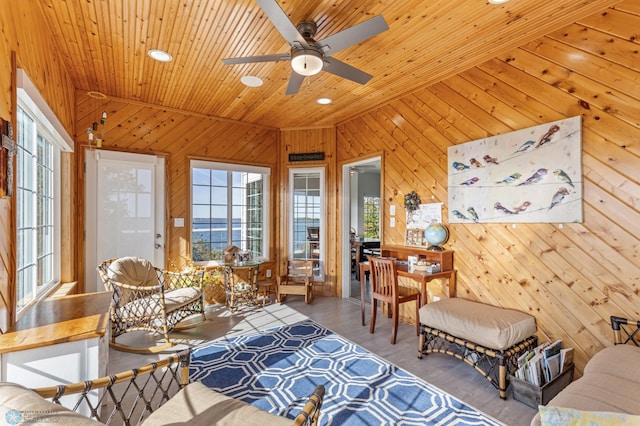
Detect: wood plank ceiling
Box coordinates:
(38, 0, 622, 129)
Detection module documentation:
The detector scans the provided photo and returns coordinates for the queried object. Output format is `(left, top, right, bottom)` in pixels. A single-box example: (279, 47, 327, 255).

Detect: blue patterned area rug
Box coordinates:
(189, 319, 503, 426)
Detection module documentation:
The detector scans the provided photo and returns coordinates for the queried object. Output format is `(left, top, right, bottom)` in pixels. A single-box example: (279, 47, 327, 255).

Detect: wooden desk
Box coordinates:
(359, 261, 456, 326)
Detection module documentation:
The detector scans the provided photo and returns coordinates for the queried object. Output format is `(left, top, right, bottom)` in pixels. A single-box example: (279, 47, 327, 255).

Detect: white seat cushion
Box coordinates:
(143, 381, 291, 426)
(120, 287, 202, 316)
(0, 383, 100, 425)
(107, 256, 159, 286)
(419, 298, 536, 350)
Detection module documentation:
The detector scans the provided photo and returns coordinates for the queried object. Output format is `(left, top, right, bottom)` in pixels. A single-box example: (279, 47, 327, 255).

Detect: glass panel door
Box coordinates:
(289, 168, 324, 281)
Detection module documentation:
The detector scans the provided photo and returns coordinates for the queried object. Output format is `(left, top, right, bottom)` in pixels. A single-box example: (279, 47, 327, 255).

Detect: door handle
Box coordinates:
(155, 243, 162, 249)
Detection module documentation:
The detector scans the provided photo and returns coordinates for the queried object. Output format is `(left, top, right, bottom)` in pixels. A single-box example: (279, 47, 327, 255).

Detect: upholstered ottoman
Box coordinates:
(418, 298, 538, 399)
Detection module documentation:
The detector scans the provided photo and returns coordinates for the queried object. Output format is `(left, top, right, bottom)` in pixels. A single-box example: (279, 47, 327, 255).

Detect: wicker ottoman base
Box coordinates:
(418, 324, 537, 399)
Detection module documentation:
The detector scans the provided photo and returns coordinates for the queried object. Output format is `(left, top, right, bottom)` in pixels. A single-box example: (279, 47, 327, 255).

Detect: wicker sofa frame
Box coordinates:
(418, 324, 538, 399)
(28, 349, 325, 426)
(32, 349, 191, 425)
(611, 315, 640, 346)
(97, 258, 205, 353)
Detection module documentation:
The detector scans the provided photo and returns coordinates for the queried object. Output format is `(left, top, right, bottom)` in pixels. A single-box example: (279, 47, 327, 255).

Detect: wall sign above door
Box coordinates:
(289, 152, 325, 162)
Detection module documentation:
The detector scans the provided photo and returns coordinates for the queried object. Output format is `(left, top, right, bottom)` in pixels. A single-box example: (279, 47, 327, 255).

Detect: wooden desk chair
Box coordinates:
(369, 256, 421, 344)
(277, 260, 314, 304)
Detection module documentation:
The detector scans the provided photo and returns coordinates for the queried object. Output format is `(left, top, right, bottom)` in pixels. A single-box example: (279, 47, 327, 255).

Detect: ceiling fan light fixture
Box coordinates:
(291, 49, 324, 76)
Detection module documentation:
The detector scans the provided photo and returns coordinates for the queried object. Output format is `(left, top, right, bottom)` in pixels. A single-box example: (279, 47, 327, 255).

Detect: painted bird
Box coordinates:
(514, 140, 535, 153)
(470, 158, 483, 168)
(518, 168, 548, 186)
(512, 201, 531, 213)
(496, 173, 522, 184)
(494, 202, 515, 215)
(535, 124, 560, 148)
(548, 187, 570, 211)
(467, 207, 479, 223)
(483, 154, 499, 165)
(461, 177, 479, 185)
(452, 210, 470, 221)
(553, 169, 575, 188)
(452, 161, 470, 171)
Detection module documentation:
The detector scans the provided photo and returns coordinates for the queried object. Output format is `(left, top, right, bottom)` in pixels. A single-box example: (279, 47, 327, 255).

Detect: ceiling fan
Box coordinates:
(222, 0, 389, 95)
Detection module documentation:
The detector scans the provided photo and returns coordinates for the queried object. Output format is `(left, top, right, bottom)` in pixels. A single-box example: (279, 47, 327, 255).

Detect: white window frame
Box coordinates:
(16, 69, 73, 317)
(190, 159, 271, 263)
(288, 167, 325, 282)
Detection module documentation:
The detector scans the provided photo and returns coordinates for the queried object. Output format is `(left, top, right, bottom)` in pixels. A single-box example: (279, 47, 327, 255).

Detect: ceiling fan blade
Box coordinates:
(319, 15, 389, 56)
(256, 0, 309, 48)
(285, 71, 305, 95)
(323, 57, 373, 85)
(222, 53, 290, 65)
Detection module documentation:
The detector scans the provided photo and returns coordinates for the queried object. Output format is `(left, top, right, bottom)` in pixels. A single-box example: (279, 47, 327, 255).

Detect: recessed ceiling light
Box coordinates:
(241, 75, 264, 87)
(316, 97, 332, 105)
(148, 49, 173, 62)
(488, 0, 510, 3)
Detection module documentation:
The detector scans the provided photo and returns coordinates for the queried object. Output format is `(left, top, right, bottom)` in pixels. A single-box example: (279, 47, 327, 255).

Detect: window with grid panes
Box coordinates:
(190, 160, 270, 262)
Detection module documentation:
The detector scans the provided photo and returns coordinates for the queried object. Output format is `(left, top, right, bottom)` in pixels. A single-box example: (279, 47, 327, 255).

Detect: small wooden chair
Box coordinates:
(277, 260, 314, 304)
(369, 256, 421, 344)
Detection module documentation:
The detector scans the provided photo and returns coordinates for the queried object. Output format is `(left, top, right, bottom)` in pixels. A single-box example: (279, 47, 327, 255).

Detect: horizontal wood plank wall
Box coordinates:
(337, 2, 640, 376)
(74, 93, 279, 288)
(0, 2, 75, 331)
(279, 128, 337, 296)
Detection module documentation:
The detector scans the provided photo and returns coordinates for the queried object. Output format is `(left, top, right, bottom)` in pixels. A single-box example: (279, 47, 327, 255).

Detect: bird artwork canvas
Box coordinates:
(447, 116, 582, 223)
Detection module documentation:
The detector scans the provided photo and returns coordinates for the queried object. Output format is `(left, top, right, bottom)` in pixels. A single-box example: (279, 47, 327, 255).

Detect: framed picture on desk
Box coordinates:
(405, 229, 427, 248)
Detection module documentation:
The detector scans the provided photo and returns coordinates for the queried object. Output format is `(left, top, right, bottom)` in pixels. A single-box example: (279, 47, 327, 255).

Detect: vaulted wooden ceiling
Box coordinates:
(38, 0, 621, 129)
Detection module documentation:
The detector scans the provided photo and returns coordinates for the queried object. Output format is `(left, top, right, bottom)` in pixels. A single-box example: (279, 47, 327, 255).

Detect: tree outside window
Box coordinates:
(363, 196, 380, 239)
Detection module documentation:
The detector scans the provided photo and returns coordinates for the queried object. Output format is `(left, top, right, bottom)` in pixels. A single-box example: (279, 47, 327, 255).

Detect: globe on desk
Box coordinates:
(424, 223, 449, 251)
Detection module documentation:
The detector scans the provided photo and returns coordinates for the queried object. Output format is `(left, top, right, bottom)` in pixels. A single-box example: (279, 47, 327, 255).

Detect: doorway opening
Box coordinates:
(341, 157, 381, 301)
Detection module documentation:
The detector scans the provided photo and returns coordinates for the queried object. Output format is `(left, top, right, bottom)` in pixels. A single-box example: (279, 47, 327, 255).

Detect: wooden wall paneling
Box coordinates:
(446, 218, 603, 376)
(615, 0, 640, 13)
(279, 128, 337, 296)
(337, 5, 640, 375)
(442, 75, 536, 131)
(582, 150, 640, 217)
(511, 46, 640, 135)
(524, 33, 640, 108)
(0, 3, 75, 328)
(577, 5, 640, 41)
(60, 152, 75, 284)
(73, 91, 279, 284)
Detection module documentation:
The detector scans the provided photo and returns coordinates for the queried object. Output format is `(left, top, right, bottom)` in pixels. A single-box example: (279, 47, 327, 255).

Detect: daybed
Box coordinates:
(531, 316, 640, 425)
(418, 298, 538, 399)
(0, 349, 325, 426)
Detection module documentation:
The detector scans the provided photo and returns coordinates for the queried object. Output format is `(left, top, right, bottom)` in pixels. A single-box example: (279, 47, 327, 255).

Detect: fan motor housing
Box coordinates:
(296, 21, 318, 39)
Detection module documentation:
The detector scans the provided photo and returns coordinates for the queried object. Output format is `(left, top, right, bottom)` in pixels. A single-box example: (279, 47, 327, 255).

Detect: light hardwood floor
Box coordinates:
(109, 296, 538, 426)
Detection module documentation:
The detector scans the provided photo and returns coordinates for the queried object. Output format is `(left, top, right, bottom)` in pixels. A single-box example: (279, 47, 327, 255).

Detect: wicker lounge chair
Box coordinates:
(97, 257, 205, 353)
